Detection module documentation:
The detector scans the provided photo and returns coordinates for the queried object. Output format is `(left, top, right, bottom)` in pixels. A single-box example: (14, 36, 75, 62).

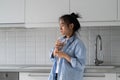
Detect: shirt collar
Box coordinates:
(62, 34, 76, 43)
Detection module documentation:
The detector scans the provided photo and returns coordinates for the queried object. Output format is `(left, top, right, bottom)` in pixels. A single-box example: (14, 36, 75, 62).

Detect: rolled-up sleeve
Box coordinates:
(50, 48, 57, 62)
(70, 42, 86, 70)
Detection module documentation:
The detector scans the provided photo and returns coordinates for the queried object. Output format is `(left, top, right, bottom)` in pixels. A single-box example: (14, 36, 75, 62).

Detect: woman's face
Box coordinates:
(59, 19, 73, 37)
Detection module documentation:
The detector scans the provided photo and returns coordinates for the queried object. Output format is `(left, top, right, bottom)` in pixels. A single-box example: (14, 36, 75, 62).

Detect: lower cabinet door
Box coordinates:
(117, 73, 120, 80)
(19, 72, 49, 80)
(83, 73, 116, 80)
(0, 72, 19, 80)
(83, 73, 106, 80)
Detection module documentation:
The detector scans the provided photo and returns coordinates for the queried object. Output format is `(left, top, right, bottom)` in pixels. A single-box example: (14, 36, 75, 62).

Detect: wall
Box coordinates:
(0, 28, 58, 65)
(111, 27, 120, 65)
(79, 26, 120, 65)
(0, 27, 120, 65)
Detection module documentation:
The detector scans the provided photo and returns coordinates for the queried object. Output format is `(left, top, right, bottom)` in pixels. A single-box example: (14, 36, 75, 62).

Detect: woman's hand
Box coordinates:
(53, 39, 71, 62)
(53, 48, 59, 57)
(53, 39, 64, 57)
(54, 50, 71, 62)
(53, 48, 64, 58)
(55, 40, 64, 49)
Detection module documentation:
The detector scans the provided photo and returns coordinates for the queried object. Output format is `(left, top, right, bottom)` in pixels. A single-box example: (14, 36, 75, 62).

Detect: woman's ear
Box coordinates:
(69, 23, 74, 30)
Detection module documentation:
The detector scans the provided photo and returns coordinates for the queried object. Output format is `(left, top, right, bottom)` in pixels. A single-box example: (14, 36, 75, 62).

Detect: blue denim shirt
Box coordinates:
(48, 34, 86, 80)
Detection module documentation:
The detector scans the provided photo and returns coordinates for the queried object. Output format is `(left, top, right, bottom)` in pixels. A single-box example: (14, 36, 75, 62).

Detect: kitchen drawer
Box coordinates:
(117, 73, 120, 80)
(5, 72, 19, 78)
(19, 72, 49, 80)
(0, 72, 19, 80)
(84, 73, 116, 80)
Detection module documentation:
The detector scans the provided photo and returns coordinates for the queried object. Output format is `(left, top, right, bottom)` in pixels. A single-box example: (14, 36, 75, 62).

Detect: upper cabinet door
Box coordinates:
(25, 0, 69, 23)
(70, 0, 117, 21)
(118, 0, 120, 20)
(0, 0, 24, 23)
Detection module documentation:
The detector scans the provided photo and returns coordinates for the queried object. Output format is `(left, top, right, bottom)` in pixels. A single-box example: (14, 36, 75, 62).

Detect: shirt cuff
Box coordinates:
(70, 57, 77, 68)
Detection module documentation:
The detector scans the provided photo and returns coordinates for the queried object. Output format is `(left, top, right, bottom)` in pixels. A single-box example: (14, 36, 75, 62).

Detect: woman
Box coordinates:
(48, 13, 86, 80)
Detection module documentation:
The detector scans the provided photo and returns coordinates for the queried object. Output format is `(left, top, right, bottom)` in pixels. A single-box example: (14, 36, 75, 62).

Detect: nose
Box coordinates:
(60, 26, 62, 30)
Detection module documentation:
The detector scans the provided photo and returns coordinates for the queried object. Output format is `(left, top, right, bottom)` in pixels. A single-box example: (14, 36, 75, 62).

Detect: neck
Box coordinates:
(66, 32, 74, 38)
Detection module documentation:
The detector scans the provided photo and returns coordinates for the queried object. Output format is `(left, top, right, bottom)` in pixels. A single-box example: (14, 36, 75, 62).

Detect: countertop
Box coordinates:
(0, 65, 51, 73)
(0, 65, 120, 73)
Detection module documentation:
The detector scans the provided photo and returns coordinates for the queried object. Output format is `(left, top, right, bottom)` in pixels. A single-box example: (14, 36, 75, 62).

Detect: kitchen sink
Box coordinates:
(85, 65, 115, 69)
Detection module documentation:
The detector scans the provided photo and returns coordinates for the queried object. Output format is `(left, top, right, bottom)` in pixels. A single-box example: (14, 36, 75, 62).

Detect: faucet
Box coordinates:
(94, 34, 103, 66)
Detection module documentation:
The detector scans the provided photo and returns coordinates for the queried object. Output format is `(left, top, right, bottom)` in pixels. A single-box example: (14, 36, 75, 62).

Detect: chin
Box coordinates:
(60, 32, 63, 35)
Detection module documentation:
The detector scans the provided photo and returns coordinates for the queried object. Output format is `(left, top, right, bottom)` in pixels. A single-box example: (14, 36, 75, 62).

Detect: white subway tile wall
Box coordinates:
(0, 30, 6, 64)
(89, 27, 100, 65)
(15, 29, 26, 64)
(111, 27, 120, 65)
(0, 27, 119, 65)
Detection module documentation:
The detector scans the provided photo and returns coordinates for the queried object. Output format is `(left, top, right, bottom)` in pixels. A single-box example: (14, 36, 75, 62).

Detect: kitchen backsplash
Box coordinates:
(0, 26, 120, 65)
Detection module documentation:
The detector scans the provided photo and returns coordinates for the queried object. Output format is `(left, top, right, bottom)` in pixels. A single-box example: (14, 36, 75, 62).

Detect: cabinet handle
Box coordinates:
(28, 73, 49, 77)
(84, 74, 105, 77)
(118, 75, 120, 78)
(5, 73, 8, 78)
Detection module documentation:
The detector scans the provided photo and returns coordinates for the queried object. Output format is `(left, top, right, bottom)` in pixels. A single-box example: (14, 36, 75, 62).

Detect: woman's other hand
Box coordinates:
(55, 39, 64, 49)
(53, 48, 59, 57)
(53, 50, 71, 62)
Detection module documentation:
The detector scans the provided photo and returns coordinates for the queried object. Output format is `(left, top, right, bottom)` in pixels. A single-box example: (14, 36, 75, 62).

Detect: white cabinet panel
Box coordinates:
(19, 73, 49, 80)
(84, 73, 106, 80)
(25, 0, 69, 26)
(0, 0, 24, 23)
(26, 0, 69, 23)
(84, 77, 105, 80)
(70, 0, 117, 21)
(105, 73, 116, 80)
(117, 73, 120, 80)
(118, 0, 120, 20)
(84, 73, 116, 80)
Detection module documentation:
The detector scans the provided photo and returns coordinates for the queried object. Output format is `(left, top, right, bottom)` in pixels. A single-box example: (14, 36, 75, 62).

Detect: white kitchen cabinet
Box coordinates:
(25, 0, 69, 27)
(0, 72, 19, 80)
(118, 0, 120, 20)
(70, 0, 117, 22)
(84, 73, 116, 80)
(84, 73, 106, 80)
(19, 72, 49, 80)
(105, 73, 116, 80)
(0, 0, 24, 23)
(117, 73, 120, 80)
